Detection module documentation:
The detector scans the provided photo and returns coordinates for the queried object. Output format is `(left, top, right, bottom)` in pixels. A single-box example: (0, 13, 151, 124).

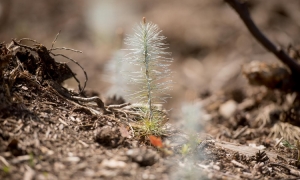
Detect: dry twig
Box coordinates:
(49, 31, 87, 93)
(232, 125, 248, 139)
(224, 0, 300, 79)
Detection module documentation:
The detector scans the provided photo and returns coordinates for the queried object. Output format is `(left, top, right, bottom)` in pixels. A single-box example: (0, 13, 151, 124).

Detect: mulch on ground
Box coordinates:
(1, 38, 300, 180)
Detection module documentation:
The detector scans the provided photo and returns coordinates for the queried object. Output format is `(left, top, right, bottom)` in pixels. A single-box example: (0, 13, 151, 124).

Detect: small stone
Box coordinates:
(94, 126, 123, 147)
(65, 156, 80, 162)
(84, 169, 95, 177)
(101, 159, 126, 169)
(219, 100, 237, 118)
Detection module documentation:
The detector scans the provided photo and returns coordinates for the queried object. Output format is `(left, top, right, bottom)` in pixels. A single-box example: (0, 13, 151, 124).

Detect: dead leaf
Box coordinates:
(149, 135, 163, 148)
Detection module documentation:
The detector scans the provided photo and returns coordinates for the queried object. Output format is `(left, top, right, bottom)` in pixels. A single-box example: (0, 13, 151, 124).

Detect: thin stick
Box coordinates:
(51, 47, 83, 53)
(224, 0, 300, 78)
(232, 125, 248, 139)
(51, 30, 61, 50)
(70, 95, 106, 111)
(0, 156, 10, 166)
(50, 52, 88, 93)
(18, 38, 39, 44)
(12, 39, 34, 51)
(48, 31, 87, 93)
(107, 103, 131, 110)
(275, 137, 283, 147)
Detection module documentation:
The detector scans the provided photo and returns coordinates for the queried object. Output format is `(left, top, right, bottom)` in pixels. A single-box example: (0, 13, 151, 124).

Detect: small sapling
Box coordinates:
(123, 17, 173, 136)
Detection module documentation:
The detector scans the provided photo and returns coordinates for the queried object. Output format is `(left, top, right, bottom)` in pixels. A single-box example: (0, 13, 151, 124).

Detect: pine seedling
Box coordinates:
(123, 18, 173, 135)
(103, 29, 130, 98)
(104, 50, 129, 97)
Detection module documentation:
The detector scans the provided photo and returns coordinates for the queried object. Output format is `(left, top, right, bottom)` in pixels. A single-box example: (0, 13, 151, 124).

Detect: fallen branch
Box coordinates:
(224, 0, 300, 78)
(270, 163, 300, 177)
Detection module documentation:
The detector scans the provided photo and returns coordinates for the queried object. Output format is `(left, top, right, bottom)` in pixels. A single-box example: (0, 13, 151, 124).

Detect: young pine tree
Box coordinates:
(123, 17, 173, 123)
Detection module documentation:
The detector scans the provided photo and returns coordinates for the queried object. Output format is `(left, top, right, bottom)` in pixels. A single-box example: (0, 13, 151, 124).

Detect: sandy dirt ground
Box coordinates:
(2, 0, 300, 179)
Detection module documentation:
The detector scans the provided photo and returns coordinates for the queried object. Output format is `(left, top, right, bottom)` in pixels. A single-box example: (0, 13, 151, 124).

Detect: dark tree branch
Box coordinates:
(224, 0, 300, 77)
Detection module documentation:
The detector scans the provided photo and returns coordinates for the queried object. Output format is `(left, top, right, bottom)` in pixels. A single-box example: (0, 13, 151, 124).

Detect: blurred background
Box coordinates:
(1, 0, 300, 116)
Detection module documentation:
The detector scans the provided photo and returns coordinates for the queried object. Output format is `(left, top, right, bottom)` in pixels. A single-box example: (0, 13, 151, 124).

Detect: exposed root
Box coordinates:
(48, 31, 87, 93)
(0, 37, 105, 119)
(0, 36, 171, 139)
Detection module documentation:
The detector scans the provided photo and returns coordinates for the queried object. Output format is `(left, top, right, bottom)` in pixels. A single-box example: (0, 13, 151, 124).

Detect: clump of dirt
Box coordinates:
(94, 125, 126, 148)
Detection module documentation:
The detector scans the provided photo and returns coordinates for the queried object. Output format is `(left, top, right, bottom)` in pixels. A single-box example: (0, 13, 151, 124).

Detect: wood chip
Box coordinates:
(231, 160, 248, 169)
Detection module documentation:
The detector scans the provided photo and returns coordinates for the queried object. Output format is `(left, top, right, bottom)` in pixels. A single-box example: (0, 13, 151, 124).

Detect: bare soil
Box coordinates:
(2, 1, 300, 180)
(1, 38, 300, 180)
